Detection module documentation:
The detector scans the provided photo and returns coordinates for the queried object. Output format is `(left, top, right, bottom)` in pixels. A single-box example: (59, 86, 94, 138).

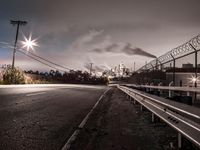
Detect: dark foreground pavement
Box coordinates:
(70, 87, 197, 150)
(0, 84, 107, 150)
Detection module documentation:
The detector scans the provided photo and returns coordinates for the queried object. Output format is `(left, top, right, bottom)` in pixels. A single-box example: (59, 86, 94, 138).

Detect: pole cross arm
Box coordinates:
(10, 20, 27, 26)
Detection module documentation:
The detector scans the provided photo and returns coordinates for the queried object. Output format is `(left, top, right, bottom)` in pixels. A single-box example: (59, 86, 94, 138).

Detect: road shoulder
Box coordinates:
(68, 87, 187, 150)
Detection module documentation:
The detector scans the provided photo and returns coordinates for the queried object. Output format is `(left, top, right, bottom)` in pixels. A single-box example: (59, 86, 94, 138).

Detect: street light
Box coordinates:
(188, 75, 199, 87)
(21, 34, 38, 51)
(10, 20, 27, 69)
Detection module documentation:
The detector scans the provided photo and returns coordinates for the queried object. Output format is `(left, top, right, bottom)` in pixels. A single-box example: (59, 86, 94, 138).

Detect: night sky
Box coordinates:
(0, 0, 200, 72)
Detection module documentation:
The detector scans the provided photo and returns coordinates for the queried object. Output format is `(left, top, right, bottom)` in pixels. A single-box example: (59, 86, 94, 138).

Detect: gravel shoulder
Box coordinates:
(69, 87, 197, 150)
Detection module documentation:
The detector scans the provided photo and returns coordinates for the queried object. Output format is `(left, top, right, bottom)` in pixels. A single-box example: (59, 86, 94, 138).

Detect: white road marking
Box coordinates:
(61, 88, 110, 150)
(0, 84, 104, 89)
(26, 92, 46, 97)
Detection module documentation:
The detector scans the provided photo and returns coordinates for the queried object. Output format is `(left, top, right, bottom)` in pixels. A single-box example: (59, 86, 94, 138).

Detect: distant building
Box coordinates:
(114, 62, 130, 77)
(182, 63, 193, 68)
(104, 62, 131, 78)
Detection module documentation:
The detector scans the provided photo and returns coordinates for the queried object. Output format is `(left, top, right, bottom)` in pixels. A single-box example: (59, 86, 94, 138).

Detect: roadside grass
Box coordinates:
(0, 80, 50, 85)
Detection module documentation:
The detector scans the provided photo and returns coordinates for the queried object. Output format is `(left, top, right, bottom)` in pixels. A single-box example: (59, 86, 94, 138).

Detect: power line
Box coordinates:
(0, 42, 71, 72)
(17, 50, 67, 72)
(0, 43, 69, 72)
(18, 47, 71, 70)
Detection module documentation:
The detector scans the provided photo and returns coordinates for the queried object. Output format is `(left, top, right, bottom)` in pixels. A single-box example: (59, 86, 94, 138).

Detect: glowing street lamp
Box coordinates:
(21, 34, 38, 51)
(191, 77, 197, 83)
(188, 75, 199, 87)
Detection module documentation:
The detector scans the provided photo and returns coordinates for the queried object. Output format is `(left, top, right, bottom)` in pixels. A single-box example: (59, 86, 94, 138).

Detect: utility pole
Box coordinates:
(89, 63, 93, 75)
(134, 61, 135, 72)
(10, 20, 27, 69)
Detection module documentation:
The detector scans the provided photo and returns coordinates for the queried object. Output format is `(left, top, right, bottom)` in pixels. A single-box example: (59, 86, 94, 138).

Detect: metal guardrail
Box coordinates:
(118, 85, 200, 148)
(126, 84, 200, 93)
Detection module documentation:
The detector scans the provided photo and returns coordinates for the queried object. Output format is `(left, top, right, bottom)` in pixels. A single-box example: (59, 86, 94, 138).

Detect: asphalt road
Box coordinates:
(0, 84, 107, 150)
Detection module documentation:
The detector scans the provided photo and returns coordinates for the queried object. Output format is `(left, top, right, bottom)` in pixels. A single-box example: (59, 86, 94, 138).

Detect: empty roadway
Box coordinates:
(0, 84, 107, 150)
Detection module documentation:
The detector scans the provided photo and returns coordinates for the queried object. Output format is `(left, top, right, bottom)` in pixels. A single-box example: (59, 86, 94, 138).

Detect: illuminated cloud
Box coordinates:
(70, 29, 104, 50)
(0, 0, 200, 71)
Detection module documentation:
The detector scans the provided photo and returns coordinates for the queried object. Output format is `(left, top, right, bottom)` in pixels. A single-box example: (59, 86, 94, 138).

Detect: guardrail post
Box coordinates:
(169, 90, 172, 98)
(159, 89, 162, 96)
(140, 105, 143, 111)
(178, 132, 182, 149)
(158, 82, 163, 96)
(151, 113, 155, 122)
(187, 91, 190, 96)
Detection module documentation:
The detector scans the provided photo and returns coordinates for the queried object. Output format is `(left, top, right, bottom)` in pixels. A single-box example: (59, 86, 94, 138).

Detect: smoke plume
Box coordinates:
(90, 42, 156, 58)
(122, 43, 156, 58)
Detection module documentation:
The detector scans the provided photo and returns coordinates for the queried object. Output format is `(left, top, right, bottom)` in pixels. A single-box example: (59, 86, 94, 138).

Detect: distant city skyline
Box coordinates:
(0, 0, 200, 72)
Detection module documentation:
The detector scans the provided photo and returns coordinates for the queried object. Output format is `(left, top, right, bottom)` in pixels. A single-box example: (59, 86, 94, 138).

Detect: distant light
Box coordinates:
(188, 75, 199, 84)
(192, 77, 197, 83)
(21, 34, 38, 51)
(108, 75, 114, 79)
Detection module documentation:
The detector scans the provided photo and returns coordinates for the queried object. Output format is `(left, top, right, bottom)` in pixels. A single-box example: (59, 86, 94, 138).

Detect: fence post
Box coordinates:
(169, 81, 173, 98)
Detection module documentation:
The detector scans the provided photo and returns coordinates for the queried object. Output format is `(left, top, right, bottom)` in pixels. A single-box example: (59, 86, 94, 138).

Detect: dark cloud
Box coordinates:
(90, 43, 157, 58)
(122, 43, 157, 58)
(92, 48, 104, 53)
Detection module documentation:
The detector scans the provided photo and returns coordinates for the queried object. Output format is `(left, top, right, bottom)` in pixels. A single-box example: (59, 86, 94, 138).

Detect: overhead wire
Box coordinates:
(0, 42, 71, 72)
(18, 47, 71, 70)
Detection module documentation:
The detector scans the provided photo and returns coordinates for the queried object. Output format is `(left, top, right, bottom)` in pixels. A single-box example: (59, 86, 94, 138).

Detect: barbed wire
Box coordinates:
(138, 34, 200, 72)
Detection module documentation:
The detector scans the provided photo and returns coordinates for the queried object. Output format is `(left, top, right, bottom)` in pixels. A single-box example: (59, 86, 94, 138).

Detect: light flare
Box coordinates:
(188, 75, 199, 84)
(21, 34, 38, 51)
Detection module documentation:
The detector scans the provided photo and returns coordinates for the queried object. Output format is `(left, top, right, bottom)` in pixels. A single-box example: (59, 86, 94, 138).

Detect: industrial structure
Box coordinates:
(136, 34, 200, 87)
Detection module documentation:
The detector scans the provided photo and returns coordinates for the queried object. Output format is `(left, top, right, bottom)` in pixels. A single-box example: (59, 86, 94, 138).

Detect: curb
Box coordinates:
(61, 88, 110, 150)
